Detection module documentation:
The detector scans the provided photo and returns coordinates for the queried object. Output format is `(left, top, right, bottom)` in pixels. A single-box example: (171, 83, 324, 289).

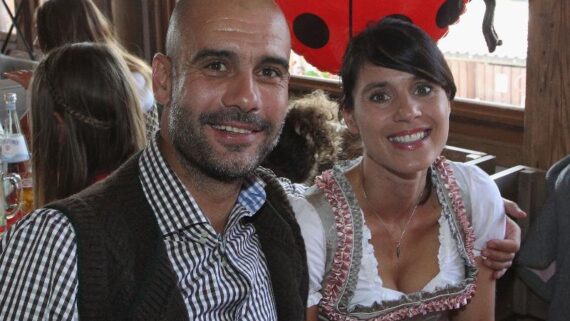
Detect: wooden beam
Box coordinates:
(111, 0, 175, 63)
(112, 0, 144, 59)
(523, 0, 570, 169)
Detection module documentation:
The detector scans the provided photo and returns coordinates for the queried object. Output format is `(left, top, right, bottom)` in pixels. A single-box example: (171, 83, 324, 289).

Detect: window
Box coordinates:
(290, 51, 338, 81)
(438, 0, 528, 108)
(289, 0, 529, 108)
(0, 0, 16, 36)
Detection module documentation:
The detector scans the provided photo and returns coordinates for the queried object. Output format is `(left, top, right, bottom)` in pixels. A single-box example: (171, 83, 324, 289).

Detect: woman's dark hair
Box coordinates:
(340, 17, 456, 112)
(35, 0, 151, 85)
(31, 43, 146, 207)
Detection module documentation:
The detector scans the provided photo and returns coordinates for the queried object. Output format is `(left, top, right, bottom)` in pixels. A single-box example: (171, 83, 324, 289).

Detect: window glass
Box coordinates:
(290, 51, 339, 80)
(289, 0, 528, 108)
(438, 0, 528, 107)
(0, 0, 16, 35)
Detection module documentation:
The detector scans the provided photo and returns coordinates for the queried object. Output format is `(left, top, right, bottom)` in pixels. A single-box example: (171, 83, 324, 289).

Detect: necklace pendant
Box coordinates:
(396, 246, 401, 258)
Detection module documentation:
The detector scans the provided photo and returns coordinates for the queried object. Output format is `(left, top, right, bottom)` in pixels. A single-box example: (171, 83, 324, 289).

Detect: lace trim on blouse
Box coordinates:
(315, 157, 478, 321)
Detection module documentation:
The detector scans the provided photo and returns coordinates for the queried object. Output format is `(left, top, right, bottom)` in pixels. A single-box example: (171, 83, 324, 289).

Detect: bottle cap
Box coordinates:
(3, 93, 17, 110)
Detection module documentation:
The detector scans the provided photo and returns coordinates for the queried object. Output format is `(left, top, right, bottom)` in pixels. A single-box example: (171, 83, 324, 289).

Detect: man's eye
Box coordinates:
(205, 62, 227, 72)
(370, 92, 390, 103)
(415, 84, 433, 96)
(260, 68, 281, 78)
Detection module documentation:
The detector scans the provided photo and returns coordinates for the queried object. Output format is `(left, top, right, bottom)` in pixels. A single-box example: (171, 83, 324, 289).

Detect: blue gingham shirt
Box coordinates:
(0, 138, 279, 320)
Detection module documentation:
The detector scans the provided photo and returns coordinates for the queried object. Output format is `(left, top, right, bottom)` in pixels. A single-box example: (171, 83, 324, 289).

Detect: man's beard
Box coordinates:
(168, 102, 282, 182)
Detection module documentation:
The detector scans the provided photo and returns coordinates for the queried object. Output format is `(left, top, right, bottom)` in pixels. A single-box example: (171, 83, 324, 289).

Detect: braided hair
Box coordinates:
(30, 43, 147, 207)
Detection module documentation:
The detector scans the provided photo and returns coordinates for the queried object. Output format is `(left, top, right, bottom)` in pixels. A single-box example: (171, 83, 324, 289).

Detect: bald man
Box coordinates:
(0, 0, 307, 320)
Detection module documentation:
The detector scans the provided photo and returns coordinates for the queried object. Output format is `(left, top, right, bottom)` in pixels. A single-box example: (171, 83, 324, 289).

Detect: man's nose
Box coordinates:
(222, 73, 259, 112)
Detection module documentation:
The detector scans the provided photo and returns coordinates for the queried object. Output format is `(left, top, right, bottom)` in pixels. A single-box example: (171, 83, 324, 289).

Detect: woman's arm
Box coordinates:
(450, 162, 504, 320)
(482, 199, 526, 279)
(2, 70, 33, 89)
(452, 257, 496, 321)
(288, 193, 327, 321)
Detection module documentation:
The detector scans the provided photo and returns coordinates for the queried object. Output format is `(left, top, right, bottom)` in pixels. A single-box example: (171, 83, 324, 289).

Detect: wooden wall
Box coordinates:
(523, 0, 570, 169)
(101, 0, 175, 63)
(447, 58, 526, 107)
(448, 100, 524, 167)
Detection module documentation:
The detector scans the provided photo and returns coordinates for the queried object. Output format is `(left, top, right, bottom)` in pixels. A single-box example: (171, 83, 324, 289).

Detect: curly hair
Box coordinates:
(337, 128, 363, 161)
(262, 90, 341, 184)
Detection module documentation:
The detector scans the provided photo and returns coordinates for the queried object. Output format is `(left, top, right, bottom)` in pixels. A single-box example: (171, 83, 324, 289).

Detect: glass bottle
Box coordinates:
(0, 159, 22, 235)
(0, 120, 5, 234)
(1, 93, 32, 221)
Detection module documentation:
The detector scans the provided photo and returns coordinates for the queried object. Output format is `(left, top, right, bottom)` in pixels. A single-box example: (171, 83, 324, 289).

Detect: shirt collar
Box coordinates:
(138, 136, 267, 236)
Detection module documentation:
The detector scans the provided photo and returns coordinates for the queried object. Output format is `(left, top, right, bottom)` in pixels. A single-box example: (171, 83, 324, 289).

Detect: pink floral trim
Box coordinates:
(315, 170, 356, 319)
(316, 158, 478, 321)
(434, 157, 477, 268)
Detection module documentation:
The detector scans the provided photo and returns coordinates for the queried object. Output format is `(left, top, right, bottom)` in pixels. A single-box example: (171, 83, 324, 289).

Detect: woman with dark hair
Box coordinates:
(290, 18, 504, 320)
(30, 42, 146, 208)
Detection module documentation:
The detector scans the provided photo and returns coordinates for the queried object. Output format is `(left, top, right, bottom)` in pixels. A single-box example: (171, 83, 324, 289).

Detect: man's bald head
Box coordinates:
(152, 0, 292, 182)
(165, 0, 289, 62)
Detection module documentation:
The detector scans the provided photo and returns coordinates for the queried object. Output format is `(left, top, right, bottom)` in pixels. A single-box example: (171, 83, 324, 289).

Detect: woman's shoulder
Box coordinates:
(445, 159, 489, 178)
(440, 160, 506, 252)
(444, 160, 500, 196)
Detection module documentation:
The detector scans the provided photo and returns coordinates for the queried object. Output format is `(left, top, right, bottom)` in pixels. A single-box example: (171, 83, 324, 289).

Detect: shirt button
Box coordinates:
(198, 231, 208, 244)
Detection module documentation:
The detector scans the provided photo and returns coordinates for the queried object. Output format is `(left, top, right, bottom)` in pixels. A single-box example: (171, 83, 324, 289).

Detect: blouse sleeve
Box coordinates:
(288, 192, 326, 307)
(451, 162, 507, 257)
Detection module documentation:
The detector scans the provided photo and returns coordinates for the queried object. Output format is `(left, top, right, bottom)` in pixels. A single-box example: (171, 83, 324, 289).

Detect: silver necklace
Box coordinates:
(359, 161, 424, 259)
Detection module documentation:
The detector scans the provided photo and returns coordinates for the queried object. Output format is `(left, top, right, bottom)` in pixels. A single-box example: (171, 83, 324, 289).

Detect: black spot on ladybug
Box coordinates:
(436, 0, 465, 28)
(293, 13, 329, 49)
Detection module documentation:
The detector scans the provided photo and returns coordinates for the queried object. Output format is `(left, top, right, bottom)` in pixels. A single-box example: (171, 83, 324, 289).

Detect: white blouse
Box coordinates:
(289, 161, 506, 309)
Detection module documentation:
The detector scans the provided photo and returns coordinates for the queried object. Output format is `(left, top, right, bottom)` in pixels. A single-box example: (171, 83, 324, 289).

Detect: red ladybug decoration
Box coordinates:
(277, 0, 500, 74)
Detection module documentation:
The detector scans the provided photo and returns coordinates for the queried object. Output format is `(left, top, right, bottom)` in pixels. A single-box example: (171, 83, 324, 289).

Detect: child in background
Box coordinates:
(262, 90, 341, 185)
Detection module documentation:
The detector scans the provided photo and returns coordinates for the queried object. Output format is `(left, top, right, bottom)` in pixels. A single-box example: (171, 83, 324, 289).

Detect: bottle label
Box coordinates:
(22, 177, 33, 189)
(1, 134, 30, 163)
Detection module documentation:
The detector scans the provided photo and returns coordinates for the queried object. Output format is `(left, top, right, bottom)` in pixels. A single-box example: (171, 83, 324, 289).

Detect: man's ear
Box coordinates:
(152, 53, 173, 106)
(342, 107, 360, 135)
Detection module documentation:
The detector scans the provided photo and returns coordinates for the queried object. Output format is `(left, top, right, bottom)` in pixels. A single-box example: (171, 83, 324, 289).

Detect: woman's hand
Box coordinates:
(481, 198, 526, 279)
(2, 70, 33, 89)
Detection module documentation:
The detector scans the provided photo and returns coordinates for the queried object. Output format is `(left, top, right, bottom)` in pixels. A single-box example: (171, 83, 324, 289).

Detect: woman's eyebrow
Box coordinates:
(362, 81, 389, 93)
